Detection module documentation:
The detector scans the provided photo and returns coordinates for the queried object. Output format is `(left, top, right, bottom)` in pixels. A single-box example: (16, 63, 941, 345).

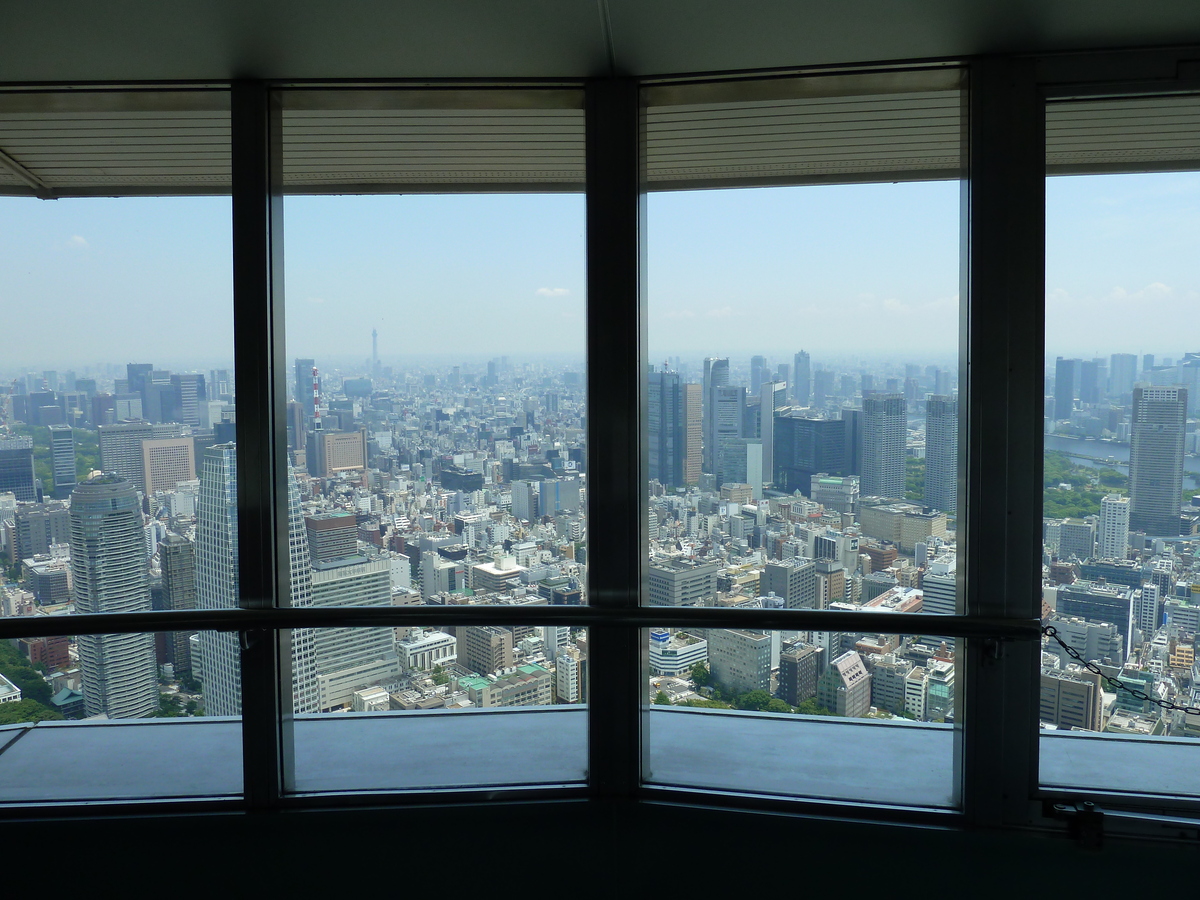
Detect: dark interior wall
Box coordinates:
(8, 800, 1195, 888)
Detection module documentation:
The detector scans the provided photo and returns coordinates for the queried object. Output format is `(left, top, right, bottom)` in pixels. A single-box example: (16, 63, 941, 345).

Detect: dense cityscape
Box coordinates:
(0, 342, 1198, 745)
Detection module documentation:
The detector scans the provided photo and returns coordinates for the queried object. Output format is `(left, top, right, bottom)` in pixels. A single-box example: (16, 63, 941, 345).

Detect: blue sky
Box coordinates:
(1, 172, 1197, 375)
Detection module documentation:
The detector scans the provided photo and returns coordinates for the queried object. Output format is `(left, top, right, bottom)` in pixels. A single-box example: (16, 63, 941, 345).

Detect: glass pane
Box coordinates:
(0, 90, 234, 637)
(641, 71, 963, 806)
(0, 630, 241, 804)
(646, 627, 957, 807)
(1040, 95, 1200, 797)
(277, 88, 588, 793)
(290, 624, 588, 794)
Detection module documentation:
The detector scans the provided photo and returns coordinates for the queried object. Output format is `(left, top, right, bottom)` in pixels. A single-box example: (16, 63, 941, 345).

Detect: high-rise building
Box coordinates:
(310, 554, 398, 711)
(761, 557, 817, 609)
(99, 421, 154, 493)
(1129, 385, 1186, 536)
(924, 395, 957, 514)
(295, 358, 316, 416)
(703, 358, 730, 475)
(160, 533, 197, 678)
(70, 475, 158, 719)
(48, 425, 76, 499)
(750, 355, 767, 397)
(774, 414, 847, 493)
(792, 351, 811, 406)
(1054, 357, 1082, 420)
(197, 444, 318, 716)
(0, 436, 37, 502)
(458, 625, 514, 675)
(778, 644, 822, 706)
(142, 437, 196, 494)
(1097, 493, 1130, 560)
(1079, 359, 1103, 405)
(710, 383, 745, 488)
(812, 370, 833, 407)
(1109, 353, 1138, 398)
(861, 393, 906, 499)
(648, 368, 701, 488)
(816, 650, 871, 717)
(305, 510, 359, 562)
(171, 373, 206, 427)
(708, 629, 771, 695)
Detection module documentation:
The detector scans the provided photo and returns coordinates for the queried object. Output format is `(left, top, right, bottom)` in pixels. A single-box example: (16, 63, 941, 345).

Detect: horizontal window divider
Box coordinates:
(639, 786, 967, 825)
(0, 607, 1041, 641)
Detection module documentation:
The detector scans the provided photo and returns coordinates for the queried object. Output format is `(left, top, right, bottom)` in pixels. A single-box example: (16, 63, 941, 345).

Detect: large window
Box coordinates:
(1, 59, 1199, 836)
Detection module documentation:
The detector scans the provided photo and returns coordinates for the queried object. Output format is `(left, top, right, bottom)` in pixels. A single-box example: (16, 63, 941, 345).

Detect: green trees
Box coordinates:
(653, 690, 672, 705)
(905, 457, 926, 502)
(0, 699, 64, 725)
(689, 662, 711, 687)
(431, 663, 450, 685)
(795, 698, 835, 716)
(0, 641, 53, 706)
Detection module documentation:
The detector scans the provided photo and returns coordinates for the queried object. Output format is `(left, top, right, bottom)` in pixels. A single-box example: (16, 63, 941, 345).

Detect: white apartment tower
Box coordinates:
(861, 393, 907, 499)
(1097, 493, 1130, 560)
(70, 475, 158, 718)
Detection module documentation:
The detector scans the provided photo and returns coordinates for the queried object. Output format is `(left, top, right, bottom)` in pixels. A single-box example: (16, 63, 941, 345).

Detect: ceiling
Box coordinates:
(1, 1, 1199, 84)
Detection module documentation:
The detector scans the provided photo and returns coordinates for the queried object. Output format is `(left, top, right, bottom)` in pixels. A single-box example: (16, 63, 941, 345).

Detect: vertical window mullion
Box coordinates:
(960, 57, 1046, 827)
(584, 77, 647, 798)
(230, 80, 292, 808)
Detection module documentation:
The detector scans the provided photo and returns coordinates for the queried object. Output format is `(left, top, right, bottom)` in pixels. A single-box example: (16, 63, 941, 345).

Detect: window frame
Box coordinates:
(0, 52, 1198, 841)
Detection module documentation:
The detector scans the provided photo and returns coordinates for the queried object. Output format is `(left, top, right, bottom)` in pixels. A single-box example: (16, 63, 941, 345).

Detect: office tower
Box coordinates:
(295, 358, 316, 416)
(648, 368, 702, 488)
(1097, 493, 1130, 559)
(308, 429, 367, 477)
(142, 437, 196, 494)
(171, 373, 206, 427)
(70, 476, 158, 719)
(750, 355, 767, 397)
(310, 554, 397, 711)
(840, 408, 862, 476)
(708, 629, 771, 694)
(305, 510, 358, 562)
(459, 625, 514, 675)
(648, 558, 720, 607)
(48, 424, 77, 499)
(703, 358, 729, 474)
(775, 363, 789, 387)
(923, 553, 957, 615)
(143, 370, 174, 423)
(511, 481, 538, 522)
(761, 557, 817, 609)
(758, 381, 786, 490)
(208, 369, 231, 400)
(1142, 354, 1155, 375)
(1054, 357, 1081, 420)
(711, 384, 746, 488)
(0, 436, 37, 501)
(778, 644, 822, 705)
(99, 421, 154, 492)
(1109, 353, 1137, 397)
(793, 351, 811, 405)
(126, 363, 154, 411)
(197, 444, 318, 716)
(371, 327, 379, 376)
(1079, 359, 1102, 405)
(812, 370, 833, 406)
(861, 393, 906, 498)
(774, 413, 847, 493)
(1039, 666, 1102, 731)
(924, 395, 958, 514)
(160, 533, 197, 678)
(1128, 385, 1186, 536)
(816, 650, 872, 717)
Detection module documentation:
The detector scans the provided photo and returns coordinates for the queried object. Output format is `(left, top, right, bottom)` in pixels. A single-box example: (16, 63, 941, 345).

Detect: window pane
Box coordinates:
(1040, 95, 1200, 797)
(641, 71, 964, 806)
(277, 88, 588, 792)
(290, 624, 587, 794)
(646, 627, 957, 806)
(0, 630, 240, 804)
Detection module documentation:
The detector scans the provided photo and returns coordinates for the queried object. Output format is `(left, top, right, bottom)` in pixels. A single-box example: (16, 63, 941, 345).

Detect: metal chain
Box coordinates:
(1042, 624, 1200, 716)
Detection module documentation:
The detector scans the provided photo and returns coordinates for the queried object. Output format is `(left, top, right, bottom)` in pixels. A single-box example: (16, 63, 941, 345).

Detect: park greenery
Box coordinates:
(0, 639, 63, 724)
(1042, 450, 1129, 519)
(904, 457, 925, 503)
(7, 422, 100, 489)
(669, 662, 834, 716)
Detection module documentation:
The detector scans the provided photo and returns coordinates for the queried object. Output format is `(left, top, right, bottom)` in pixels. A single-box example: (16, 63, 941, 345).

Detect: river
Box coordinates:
(1043, 433, 1200, 489)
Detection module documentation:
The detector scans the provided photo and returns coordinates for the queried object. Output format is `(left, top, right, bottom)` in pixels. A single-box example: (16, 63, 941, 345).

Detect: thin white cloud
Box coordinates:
(67, 235, 88, 249)
(306, 296, 326, 304)
(661, 309, 696, 320)
(537, 287, 570, 297)
(704, 306, 733, 318)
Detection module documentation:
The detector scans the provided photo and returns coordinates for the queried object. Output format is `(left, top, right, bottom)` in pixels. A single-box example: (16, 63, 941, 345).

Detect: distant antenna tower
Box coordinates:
(372, 328, 379, 373)
(312, 365, 322, 431)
